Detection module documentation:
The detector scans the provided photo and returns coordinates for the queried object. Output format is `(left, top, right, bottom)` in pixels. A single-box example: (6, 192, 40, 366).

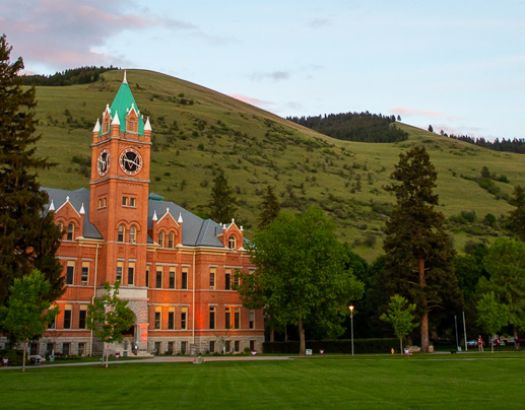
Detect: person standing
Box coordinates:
(477, 335, 484, 352)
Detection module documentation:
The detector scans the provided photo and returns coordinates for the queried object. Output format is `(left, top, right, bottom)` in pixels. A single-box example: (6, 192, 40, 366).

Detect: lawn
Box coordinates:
(1, 354, 525, 409)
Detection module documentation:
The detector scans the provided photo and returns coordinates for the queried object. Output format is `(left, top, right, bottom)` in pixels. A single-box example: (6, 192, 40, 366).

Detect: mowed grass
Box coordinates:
(2, 354, 525, 409)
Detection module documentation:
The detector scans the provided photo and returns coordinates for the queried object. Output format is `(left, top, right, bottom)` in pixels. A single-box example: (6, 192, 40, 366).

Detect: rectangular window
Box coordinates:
(63, 308, 72, 329)
(225, 307, 231, 330)
(129, 197, 136, 207)
(78, 308, 87, 329)
(234, 340, 240, 352)
(154, 311, 161, 329)
(145, 268, 150, 288)
(181, 341, 187, 355)
(209, 270, 215, 289)
(250, 340, 255, 352)
(63, 342, 70, 355)
(233, 273, 240, 289)
(81, 262, 89, 285)
(48, 314, 56, 329)
(116, 262, 123, 282)
(181, 271, 188, 289)
(225, 272, 231, 290)
(181, 308, 187, 330)
(249, 310, 255, 329)
(209, 340, 215, 353)
(78, 342, 86, 356)
(234, 308, 240, 329)
(225, 340, 231, 353)
(154, 341, 161, 355)
(209, 306, 215, 330)
(122, 196, 128, 206)
(66, 261, 75, 285)
(156, 270, 162, 288)
(167, 341, 174, 354)
(128, 262, 135, 286)
(169, 270, 175, 289)
(46, 343, 55, 356)
(168, 311, 175, 330)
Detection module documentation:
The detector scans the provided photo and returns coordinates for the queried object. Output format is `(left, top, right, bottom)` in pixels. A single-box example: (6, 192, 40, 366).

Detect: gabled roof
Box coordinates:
(42, 187, 102, 239)
(108, 72, 145, 135)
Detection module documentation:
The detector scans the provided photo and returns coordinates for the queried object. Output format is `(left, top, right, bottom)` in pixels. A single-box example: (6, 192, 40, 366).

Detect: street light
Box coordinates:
(349, 305, 355, 356)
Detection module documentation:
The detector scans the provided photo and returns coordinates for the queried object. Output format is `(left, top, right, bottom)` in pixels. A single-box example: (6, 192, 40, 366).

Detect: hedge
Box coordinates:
(264, 338, 399, 354)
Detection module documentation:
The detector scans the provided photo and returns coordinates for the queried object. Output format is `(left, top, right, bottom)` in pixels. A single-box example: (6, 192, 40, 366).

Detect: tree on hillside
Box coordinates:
(87, 282, 135, 368)
(239, 207, 364, 355)
(208, 169, 237, 223)
(380, 294, 418, 354)
(383, 146, 459, 352)
(477, 238, 525, 335)
(509, 185, 525, 241)
(0, 270, 57, 372)
(257, 185, 280, 229)
(428, 124, 434, 133)
(0, 34, 63, 309)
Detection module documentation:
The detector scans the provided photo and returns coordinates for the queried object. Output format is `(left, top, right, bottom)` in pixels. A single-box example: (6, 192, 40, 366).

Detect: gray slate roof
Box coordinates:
(43, 187, 226, 248)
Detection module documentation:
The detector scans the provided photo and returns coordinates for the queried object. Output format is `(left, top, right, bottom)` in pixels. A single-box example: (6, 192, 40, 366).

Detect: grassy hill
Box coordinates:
(31, 69, 525, 260)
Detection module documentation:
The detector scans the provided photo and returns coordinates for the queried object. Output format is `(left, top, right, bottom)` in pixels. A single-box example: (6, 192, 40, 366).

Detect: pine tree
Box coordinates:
(383, 146, 458, 352)
(208, 169, 237, 223)
(427, 124, 434, 133)
(0, 35, 63, 307)
(509, 185, 525, 241)
(258, 185, 280, 229)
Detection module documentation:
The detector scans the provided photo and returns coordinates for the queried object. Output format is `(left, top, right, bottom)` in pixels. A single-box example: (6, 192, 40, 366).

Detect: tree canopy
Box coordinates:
(383, 146, 459, 352)
(239, 207, 364, 354)
(0, 34, 63, 308)
(509, 185, 525, 241)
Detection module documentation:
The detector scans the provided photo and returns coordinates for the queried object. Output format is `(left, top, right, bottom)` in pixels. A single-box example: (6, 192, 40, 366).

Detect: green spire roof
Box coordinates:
(109, 72, 145, 135)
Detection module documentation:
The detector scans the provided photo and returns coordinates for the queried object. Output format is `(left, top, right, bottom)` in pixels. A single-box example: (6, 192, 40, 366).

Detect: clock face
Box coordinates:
(120, 148, 142, 175)
(97, 150, 109, 176)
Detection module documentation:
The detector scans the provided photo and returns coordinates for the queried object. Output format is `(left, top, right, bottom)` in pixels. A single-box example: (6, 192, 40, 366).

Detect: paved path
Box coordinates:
(0, 355, 291, 371)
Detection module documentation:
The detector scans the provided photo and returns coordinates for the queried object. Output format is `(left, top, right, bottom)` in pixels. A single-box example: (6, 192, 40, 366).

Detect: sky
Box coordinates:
(1, 0, 525, 139)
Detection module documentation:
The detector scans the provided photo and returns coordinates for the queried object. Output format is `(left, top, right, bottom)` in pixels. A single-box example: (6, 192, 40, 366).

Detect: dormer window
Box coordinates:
(158, 231, 164, 247)
(168, 232, 175, 248)
(67, 223, 75, 241)
(126, 110, 138, 133)
(228, 235, 236, 250)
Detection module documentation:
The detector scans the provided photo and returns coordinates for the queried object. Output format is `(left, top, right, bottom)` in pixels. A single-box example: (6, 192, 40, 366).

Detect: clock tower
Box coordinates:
(89, 71, 152, 288)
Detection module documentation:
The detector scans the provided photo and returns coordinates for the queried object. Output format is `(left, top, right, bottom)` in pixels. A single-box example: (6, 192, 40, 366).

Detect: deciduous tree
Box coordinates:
(476, 292, 508, 352)
(383, 146, 459, 352)
(509, 185, 525, 241)
(87, 282, 135, 368)
(0, 34, 63, 308)
(239, 207, 364, 355)
(380, 294, 417, 354)
(0, 270, 57, 372)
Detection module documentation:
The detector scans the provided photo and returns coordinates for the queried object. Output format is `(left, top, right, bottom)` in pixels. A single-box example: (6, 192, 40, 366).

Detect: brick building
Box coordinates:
(32, 73, 264, 357)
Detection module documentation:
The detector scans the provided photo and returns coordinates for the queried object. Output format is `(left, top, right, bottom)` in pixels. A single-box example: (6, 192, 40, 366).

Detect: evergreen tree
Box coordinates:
(0, 34, 63, 307)
(427, 124, 434, 133)
(383, 146, 458, 352)
(208, 169, 237, 223)
(509, 185, 525, 241)
(258, 185, 280, 229)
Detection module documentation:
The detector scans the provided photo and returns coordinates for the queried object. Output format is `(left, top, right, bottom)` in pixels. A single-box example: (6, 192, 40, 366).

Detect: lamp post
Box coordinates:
(349, 305, 355, 356)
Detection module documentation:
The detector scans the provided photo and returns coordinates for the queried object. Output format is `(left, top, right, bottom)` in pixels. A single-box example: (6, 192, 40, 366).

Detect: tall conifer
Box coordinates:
(509, 185, 525, 241)
(383, 146, 458, 352)
(0, 34, 63, 307)
(258, 185, 280, 229)
(208, 169, 237, 223)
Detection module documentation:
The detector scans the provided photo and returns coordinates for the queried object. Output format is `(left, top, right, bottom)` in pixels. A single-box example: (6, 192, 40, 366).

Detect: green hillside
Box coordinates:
(31, 69, 525, 260)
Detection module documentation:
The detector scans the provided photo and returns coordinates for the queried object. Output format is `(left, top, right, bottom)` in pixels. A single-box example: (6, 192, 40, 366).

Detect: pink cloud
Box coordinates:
(230, 93, 274, 108)
(390, 106, 462, 121)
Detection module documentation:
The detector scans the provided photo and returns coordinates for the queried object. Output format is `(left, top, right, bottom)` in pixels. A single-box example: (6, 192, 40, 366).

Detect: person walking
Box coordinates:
(477, 335, 484, 352)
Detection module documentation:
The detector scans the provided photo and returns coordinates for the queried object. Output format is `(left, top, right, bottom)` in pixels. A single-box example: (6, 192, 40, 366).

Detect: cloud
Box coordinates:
(308, 18, 331, 29)
(230, 93, 274, 108)
(251, 71, 291, 82)
(390, 106, 463, 121)
(0, 0, 225, 72)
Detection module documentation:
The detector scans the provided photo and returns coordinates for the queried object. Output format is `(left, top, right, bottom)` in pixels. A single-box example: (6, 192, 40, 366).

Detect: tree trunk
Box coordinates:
(284, 326, 288, 343)
(298, 319, 305, 355)
(419, 257, 430, 353)
(400, 337, 403, 355)
(270, 327, 275, 343)
(104, 343, 109, 368)
(22, 340, 27, 373)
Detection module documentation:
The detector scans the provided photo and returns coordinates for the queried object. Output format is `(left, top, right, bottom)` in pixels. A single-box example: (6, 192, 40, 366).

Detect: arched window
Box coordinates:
(67, 223, 75, 241)
(158, 231, 164, 247)
(58, 223, 64, 239)
(168, 232, 174, 248)
(129, 225, 137, 244)
(228, 235, 236, 250)
(117, 224, 125, 242)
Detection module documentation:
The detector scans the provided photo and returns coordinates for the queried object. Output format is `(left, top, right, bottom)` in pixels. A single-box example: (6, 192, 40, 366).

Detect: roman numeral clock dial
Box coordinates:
(120, 148, 142, 175)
